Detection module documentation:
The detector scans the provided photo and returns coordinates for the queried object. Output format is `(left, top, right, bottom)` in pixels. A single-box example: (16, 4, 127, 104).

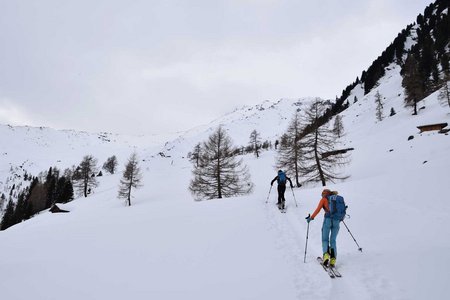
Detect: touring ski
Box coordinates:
(316, 257, 335, 278)
(330, 266, 342, 277)
(277, 203, 287, 213)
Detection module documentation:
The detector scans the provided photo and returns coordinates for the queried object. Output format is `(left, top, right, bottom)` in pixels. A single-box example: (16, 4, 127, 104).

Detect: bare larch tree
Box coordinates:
(188, 143, 202, 168)
(189, 126, 253, 200)
(333, 115, 344, 138)
(249, 129, 261, 158)
(118, 153, 143, 206)
(103, 155, 118, 174)
(438, 79, 450, 111)
(300, 99, 349, 186)
(375, 90, 384, 122)
(74, 155, 98, 197)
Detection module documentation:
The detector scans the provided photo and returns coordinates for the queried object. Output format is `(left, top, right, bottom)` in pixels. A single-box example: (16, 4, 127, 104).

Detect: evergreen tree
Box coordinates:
(62, 180, 74, 203)
(276, 112, 304, 187)
(23, 200, 34, 220)
(22, 185, 34, 220)
(0, 193, 6, 210)
(45, 173, 57, 209)
(102, 155, 118, 174)
(440, 53, 450, 77)
(300, 100, 349, 186)
(375, 91, 385, 122)
(244, 145, 254, 154)
(1, 199, 16, 230)
(25, 177, 41, 214)
(74, 155, 98, 197)
(10, 184, 15, 196)
(118, 153, 143, 206)
(13, 192, 26, 224)
(55, 176, 74, 203)
(419, 35, 440, 93)
(249, 130, 261, 158)
(27, 181, 47, 213)
(434, 12, 450, 55)
(189, 126, 253, 200)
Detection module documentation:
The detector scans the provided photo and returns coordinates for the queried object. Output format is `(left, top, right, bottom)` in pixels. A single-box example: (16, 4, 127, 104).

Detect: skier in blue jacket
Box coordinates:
(270, 170, 293, 209)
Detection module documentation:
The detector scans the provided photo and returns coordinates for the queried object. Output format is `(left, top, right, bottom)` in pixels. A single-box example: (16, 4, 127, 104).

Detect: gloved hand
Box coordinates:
(305, 215, 314, 223)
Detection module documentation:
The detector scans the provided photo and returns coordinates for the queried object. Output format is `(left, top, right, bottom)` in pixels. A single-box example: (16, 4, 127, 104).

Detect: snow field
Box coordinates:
(0, 84, 449, 299)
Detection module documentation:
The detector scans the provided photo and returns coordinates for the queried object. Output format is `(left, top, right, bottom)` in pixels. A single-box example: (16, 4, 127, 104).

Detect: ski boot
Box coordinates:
(330, 257, 336, 267)
(329, 248, 336, 267)
(323, 252, 330, 267)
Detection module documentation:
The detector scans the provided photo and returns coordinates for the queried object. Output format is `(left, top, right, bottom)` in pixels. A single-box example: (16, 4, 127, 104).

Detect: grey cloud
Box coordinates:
(0, 0, 431, 134)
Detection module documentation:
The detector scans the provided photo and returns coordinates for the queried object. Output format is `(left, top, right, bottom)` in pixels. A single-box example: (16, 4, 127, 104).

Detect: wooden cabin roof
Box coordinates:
(417, 123, 448, 130)
(417, 122, 448, 131)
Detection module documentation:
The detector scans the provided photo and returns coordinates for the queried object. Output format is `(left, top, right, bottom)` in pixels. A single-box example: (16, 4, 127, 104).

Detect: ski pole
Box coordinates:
(342, 220, 363, 252)
(290, 186, 298, 207)
(265, 186, 272, 204)
(304, 214, 310, 263)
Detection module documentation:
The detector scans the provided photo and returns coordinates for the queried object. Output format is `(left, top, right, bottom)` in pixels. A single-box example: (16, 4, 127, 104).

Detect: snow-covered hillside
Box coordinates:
(0, 124, 177, 174)
(0, 68, 449, 300)
(1, 10, 450, 294)
(0, 124, 179, 207)
(162, 97, 323, 157)
(1, 0, 449, 298)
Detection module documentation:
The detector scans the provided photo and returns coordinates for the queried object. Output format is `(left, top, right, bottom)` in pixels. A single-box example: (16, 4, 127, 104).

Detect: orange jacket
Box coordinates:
(311, 197, 330, 219)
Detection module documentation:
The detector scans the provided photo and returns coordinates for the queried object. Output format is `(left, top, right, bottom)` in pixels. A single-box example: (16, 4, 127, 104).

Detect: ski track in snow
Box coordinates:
(262, 196, 401, 300)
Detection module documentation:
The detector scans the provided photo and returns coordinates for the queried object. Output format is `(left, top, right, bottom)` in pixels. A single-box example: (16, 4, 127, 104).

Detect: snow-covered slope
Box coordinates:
(162, 97, 323, 157)
(0, 78, 449, 299)
(1, 1, 450, 297)
(0, 124, 178, 205)
(0, 98, 318, 206)
(0, 124, 175, 174)
(1, 42, 450, 299)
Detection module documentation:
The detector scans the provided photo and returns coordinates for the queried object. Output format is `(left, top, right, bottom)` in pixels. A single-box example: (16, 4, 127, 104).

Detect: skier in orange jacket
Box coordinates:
(306, 189, 340, 267)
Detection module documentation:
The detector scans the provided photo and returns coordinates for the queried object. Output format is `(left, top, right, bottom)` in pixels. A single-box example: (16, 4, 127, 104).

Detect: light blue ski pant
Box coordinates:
(322, 217, 340, 257)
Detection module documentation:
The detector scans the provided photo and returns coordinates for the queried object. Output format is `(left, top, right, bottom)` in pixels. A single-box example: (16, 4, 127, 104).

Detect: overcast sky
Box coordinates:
(0, 0, 432, 135)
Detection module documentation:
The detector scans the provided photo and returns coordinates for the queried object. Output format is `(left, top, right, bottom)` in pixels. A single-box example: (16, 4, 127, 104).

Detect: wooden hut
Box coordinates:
(49, 204, 70, 213)
(417, 123, 448, 133)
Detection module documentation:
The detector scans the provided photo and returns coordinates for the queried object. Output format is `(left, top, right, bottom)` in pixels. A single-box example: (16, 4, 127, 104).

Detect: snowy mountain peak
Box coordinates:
(162, 97, 325, 156)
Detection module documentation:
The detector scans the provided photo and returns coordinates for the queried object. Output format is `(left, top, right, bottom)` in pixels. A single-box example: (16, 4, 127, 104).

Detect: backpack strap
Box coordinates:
(324, 196, 331, 218)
